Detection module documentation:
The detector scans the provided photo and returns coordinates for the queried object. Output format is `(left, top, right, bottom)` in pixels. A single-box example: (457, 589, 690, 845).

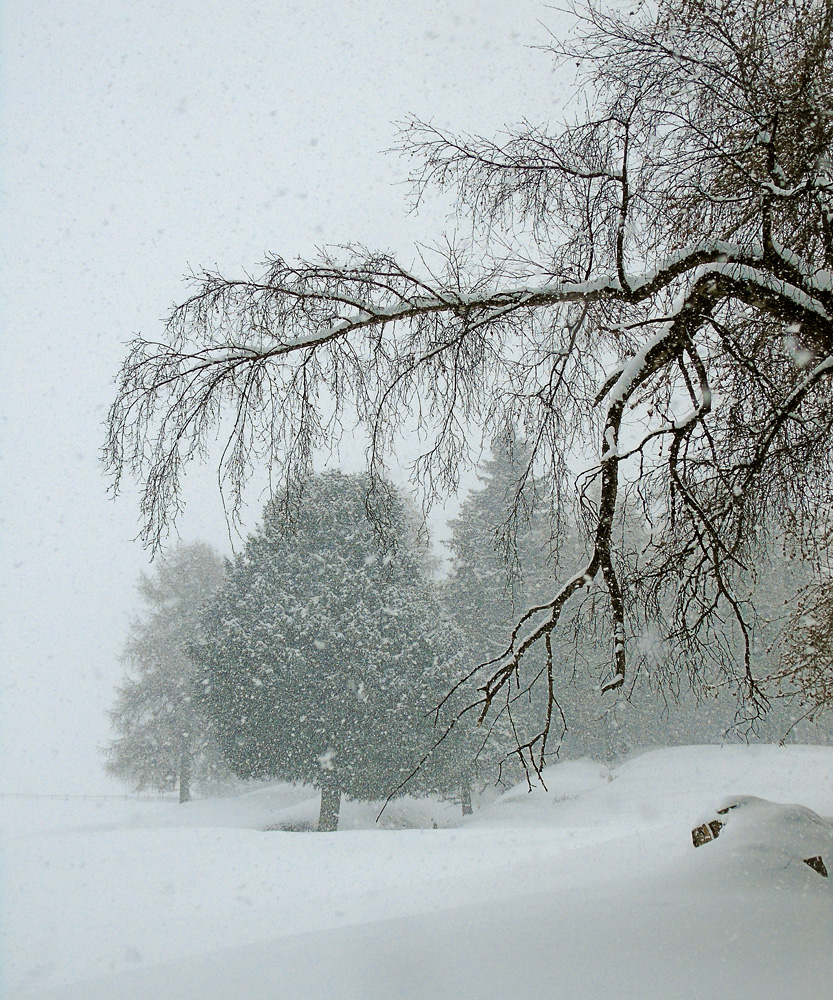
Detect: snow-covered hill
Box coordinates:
(3, 745, 831, 999)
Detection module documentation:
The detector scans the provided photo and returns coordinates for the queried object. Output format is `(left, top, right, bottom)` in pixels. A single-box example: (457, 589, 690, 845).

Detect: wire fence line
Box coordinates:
(0, 792, 167, 801)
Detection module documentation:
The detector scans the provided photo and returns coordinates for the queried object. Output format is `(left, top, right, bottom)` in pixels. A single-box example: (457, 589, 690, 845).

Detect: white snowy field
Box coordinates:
(2, 745, 831, 1000)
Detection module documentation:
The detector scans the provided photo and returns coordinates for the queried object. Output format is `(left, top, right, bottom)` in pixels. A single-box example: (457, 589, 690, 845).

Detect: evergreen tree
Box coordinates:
(104, 542, 230, 801)
(446, 430, 537, 661)
(444, 433, 692, 768)
(446, 440, 833, 766)
(442, 431, 562, 786)
(192, 472, 462, 831)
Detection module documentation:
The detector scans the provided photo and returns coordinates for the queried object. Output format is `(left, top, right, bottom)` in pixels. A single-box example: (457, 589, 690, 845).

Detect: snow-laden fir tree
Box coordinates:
(446, 430, 545, 663)
(441, 431, 553, 791)
(442, 430, 621, 775)
(192, 472, 463, 831)
(104, 542, 230, 801)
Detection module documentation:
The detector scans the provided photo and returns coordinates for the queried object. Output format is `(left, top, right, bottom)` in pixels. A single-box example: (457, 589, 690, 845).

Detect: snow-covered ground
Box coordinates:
(2, 745, 831, 999)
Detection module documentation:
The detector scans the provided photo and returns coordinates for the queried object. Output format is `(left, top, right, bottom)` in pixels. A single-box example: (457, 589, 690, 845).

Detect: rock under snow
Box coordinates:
(691, 794, 832, 881)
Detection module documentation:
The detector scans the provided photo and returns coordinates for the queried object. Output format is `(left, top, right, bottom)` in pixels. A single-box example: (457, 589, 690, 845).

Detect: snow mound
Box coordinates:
(499, 757, 613, 802)
(692, 795, 833, 883)
(473, 744, 833, 832)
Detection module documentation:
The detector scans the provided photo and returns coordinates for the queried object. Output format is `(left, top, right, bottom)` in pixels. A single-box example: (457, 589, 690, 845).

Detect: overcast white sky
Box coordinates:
(1, 1, 577, 794)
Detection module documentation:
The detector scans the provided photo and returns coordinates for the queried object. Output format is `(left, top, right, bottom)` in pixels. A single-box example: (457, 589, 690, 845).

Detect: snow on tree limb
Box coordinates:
(105, 0, 833, 758)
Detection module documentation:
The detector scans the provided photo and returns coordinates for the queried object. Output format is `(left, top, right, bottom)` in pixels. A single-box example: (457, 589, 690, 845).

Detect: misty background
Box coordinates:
(1, 0, 578, 794)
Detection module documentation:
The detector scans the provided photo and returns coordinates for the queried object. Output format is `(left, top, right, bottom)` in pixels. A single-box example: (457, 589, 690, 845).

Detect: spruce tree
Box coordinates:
(441, 431, 559, 788)
(446, 431, 545, 659)
(192, 472, 462, 830)
(104, 542, 230, 801)
(446, 440, 833, 765)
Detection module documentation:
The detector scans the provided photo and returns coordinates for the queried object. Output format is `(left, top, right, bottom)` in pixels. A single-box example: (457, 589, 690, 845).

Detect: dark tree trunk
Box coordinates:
(460, 773, 473, 816)
(179, 750, 192, 803)
(318, 776, 341, 832)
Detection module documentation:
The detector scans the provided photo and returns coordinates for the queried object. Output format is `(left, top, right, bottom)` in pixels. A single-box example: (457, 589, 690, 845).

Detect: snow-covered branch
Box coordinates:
(106, 0, 833, 759)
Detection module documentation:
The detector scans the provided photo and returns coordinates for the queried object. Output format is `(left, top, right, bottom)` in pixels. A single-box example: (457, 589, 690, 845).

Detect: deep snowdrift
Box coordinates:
(2, 745, 831, 999)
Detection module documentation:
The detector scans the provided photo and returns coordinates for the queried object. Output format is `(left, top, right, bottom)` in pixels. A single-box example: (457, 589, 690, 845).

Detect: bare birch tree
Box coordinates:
(106, 0, 833, 771)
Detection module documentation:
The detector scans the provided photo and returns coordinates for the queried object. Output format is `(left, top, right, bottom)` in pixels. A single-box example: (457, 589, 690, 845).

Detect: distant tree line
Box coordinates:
(105, 454, 832, 828)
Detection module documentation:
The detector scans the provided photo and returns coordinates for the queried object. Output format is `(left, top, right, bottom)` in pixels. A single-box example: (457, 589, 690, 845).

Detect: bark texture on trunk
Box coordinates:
(461, 773, 473, 816)
(318, 778, 341, 832)
(179, 750, 192, 803)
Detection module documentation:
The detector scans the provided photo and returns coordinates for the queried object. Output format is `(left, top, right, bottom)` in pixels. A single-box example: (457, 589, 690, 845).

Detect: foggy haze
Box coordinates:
(0, 1, 569, 793)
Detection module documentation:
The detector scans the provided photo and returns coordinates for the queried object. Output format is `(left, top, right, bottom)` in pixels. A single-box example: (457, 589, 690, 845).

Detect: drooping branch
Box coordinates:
(106, 0, 833, 760)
